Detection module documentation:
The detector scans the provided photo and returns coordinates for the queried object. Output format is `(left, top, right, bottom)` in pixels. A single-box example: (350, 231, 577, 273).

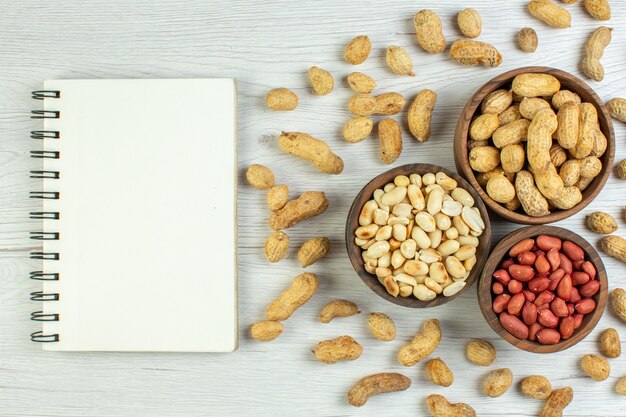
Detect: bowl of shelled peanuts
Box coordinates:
(454, 66, 615, 225)
(478, 225, 608, 353)
(345, 163, 491, 308)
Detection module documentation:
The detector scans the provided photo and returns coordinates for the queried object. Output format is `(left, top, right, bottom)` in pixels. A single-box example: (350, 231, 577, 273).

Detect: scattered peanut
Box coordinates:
(581, 26, 612, 82)
(587, 211, 618, 234)
(607, 97, 626, 122)
(520, 375, 552, 399)
(344, 35, 371, 65)
(378, 119, 403, 164)
(278, 132, 344, 174)
(426, 357, 454, 387)
(612, 288, 626, 322)
(483, 368, 513, 397)
(269, 191, 328, 230)
(307, 66, 334, 95)
(414, 10, 446, 54)
(319, 299, 359, 323)
(426, 394, 476, 417)
(349, 92, 405, 116)
(368, 312, 396, 341)
(267, 185, 289, 211)
(265, 88, 298, 111)
(617, 377, 626, 395)
(539, 387, 573, 417)
(618, 159, 626, 179)
(581, 354, 610, 381)
(601, 235, 626, 263)
(408, 89, 437, 142)
(264, 231, 289, 262)
(343, 116, 373, 143)
(298, 237, 330, 267)
(583, 0, 611, 20)
(348, 373, 411, 407)
(398, 319, 441, 366)
(250, 320, 284, 342)
(466, 339, 496, 366)
(347, 72, 376, 94)
(312, 335, 362, 364)
(246, 164, 275, 189)
(450, 39, 502, 67)
(266, 272, 319, 321)
(457, 8, 482, 38)
(600, 328, 621, 358)
(386, 45, 415, 76)
(518, 28, 538, 53)
(528, 0, 571, 28)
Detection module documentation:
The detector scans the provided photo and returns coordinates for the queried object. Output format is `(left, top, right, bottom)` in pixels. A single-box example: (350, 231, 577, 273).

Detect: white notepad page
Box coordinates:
(40, 79, 237, 351)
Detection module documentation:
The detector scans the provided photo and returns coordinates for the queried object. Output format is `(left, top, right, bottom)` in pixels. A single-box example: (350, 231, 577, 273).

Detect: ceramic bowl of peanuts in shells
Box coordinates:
(345, 164, 491, 308)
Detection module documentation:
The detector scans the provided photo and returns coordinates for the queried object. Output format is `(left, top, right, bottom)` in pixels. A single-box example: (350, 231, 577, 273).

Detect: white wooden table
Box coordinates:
(2, 1, 625, 416)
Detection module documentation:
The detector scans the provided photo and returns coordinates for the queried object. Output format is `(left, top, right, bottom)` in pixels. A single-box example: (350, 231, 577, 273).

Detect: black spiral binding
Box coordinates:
(30, 90, 61, 344)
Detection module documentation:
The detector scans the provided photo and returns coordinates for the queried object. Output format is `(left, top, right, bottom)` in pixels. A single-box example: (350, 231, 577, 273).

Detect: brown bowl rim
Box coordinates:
(477, 225, 607, 353)
(454, 66, 616, 225)
(345, 163, 492, 308)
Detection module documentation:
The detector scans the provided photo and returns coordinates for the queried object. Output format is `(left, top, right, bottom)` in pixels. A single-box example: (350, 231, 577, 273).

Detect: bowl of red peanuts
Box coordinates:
(478, 225, 608, 353)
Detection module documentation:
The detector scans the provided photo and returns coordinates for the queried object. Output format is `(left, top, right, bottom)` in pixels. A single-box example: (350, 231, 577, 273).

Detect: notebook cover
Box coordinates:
(37, 79, 237, 352)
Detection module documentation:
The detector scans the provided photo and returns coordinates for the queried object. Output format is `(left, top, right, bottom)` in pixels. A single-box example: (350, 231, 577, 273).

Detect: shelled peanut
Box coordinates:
(492, 235, 600, 345)
(467, 73, 607, 217)
(354, 172, 485, 301)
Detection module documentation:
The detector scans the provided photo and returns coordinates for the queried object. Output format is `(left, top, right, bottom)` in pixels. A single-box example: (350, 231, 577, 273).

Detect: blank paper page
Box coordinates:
(40, 79, 237, 352)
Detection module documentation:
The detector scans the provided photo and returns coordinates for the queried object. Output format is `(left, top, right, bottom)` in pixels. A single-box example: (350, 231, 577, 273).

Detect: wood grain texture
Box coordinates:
(1, 0, 625, 416)
(454, 66, 615, 224)
(478, 225, 608, 353)
(345, 163, 491, 308)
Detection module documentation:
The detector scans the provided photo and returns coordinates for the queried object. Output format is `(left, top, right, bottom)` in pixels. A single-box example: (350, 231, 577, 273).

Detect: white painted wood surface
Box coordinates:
(1, 0, 625, 415)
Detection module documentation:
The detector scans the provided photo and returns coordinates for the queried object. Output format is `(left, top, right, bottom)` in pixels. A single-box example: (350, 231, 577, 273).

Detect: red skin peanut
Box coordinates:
(536, 235, 562, 251)
(528, 323, 543, 341)
(499, 258, 515, 269)
(493, 294, 511, 314)
(517, 251, 536, 266)
(528, 277, 550, 293)
(546, 248, 561, 271)
(534, 290, 555, 306)
(559, 316, 575, 339)
(559, 253, 573, 274)
(573, 259, 585, 270)
(522, 301, 538, 326)
(508, 279, 523, 294)
(557, 274, 572, 301)
(508, 264, 535, 282)
(509, 238, 535, 257)
(563, 241, 584, 261)
(522, 290, 536, 302)
(550, 297, 569, 318)
(567, 303, 575, 316)
(578, 280, 600, 298)
(499, 313, 529, 339)
(492, 282, 504, 295)
(573, 313, 584, 329)
(507, 293, 526, 315)
(575, 298, 596, 314)
(493, 269, 511, 285)
(571, 271, 590, 286)
(548, 268, 565, 291)
(537, 308, 559, 328)
(535, 254, 550, 274)
(582, 261, 596, 279)
(537, 328, 561, 345)
(568, 287, 581, 304)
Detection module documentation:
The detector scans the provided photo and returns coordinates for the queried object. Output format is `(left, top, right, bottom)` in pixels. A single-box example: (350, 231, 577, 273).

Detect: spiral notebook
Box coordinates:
(29, 79, 238, 352)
